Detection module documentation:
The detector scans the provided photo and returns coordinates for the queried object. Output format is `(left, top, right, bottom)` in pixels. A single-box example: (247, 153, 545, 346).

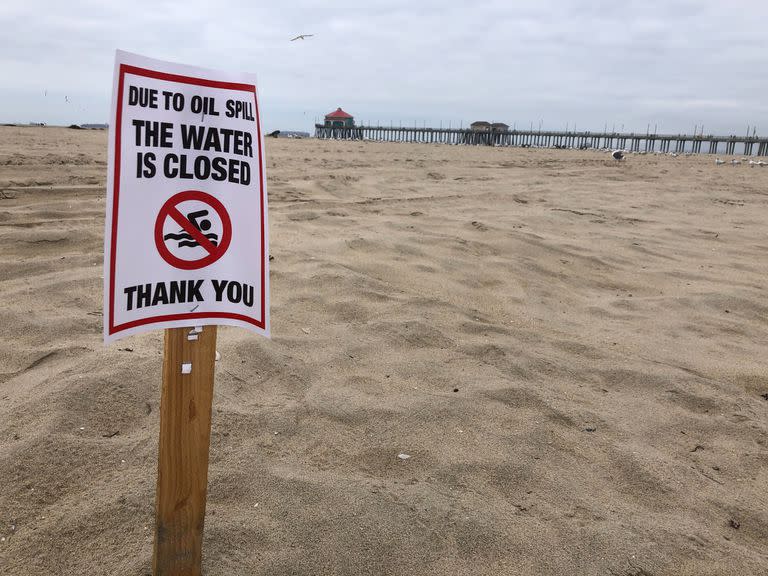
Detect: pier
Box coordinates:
(314, 125, 768, 156)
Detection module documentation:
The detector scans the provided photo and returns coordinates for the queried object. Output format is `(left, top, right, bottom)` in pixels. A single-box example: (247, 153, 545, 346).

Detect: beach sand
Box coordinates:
(1, 125, 767, 575)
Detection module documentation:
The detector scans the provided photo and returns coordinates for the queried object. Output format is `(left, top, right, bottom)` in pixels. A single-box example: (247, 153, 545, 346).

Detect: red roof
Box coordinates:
(325, 107, 353, 119)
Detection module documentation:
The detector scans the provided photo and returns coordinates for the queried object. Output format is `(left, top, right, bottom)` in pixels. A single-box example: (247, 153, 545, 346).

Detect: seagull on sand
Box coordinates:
(715, 158, 725, 165)
(290, 34, 315, 41)
(611, 149, 625, 161)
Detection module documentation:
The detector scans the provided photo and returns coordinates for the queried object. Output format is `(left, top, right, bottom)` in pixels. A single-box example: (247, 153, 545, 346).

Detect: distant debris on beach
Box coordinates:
(268, 130, 309, 139)
(68, 123, 108, 130)
(0, 122, 108, 129)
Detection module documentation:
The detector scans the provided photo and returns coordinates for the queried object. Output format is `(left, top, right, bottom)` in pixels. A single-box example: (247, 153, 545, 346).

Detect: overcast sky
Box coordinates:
(2, 0, 767, 135)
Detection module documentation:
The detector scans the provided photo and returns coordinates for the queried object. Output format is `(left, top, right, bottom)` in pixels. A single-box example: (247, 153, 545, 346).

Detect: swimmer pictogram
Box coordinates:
(163, 210, 219, 248)
(154, 190, 232, 270)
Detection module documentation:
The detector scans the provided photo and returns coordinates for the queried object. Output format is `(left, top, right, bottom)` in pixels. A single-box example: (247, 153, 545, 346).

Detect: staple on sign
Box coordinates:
(187, 329, 199, 341)
(181, 363, 192, 374)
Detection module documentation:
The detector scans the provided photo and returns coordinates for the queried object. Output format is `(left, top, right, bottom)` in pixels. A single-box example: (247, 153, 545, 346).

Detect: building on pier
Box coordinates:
(470, 121, 509, 133)
(316, 108, 362, 140)
(324, 107, 355, 128)
(470, 121, 491, 132)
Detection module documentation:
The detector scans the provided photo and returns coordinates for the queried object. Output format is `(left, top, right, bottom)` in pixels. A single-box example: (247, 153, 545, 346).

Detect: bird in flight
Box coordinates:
(290, 34, 314, 41)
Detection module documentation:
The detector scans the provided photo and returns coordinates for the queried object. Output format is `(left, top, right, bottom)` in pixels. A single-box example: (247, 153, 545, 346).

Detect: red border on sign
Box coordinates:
(109, 64, 266, 334)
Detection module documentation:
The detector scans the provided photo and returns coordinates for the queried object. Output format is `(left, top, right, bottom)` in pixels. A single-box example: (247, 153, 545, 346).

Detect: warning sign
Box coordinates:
(103, 50, 269, 342)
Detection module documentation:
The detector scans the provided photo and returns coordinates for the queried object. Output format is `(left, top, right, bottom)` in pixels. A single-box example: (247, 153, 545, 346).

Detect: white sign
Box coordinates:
(103, 50, 269, 343)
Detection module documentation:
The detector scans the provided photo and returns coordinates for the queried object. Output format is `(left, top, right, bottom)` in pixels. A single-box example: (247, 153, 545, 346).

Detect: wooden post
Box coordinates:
(153, 325, 218, 576)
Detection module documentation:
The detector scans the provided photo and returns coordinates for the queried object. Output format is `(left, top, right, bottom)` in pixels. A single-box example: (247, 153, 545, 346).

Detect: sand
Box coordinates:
(1, 125, 767, 575)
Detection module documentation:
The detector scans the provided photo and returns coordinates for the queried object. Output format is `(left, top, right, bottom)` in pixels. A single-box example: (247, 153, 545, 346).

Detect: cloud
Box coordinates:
(1, 0, 766, 134)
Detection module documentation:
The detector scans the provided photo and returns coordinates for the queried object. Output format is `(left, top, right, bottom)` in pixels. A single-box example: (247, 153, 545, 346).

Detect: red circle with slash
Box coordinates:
(154, 190, 232, 270)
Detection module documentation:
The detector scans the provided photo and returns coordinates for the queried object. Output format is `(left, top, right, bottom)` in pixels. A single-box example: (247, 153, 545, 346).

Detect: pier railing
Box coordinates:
(314, 125, 768, 156)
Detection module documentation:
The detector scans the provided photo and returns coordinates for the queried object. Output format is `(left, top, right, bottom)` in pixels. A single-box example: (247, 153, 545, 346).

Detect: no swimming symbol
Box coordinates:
(154, 190, 232, 270)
